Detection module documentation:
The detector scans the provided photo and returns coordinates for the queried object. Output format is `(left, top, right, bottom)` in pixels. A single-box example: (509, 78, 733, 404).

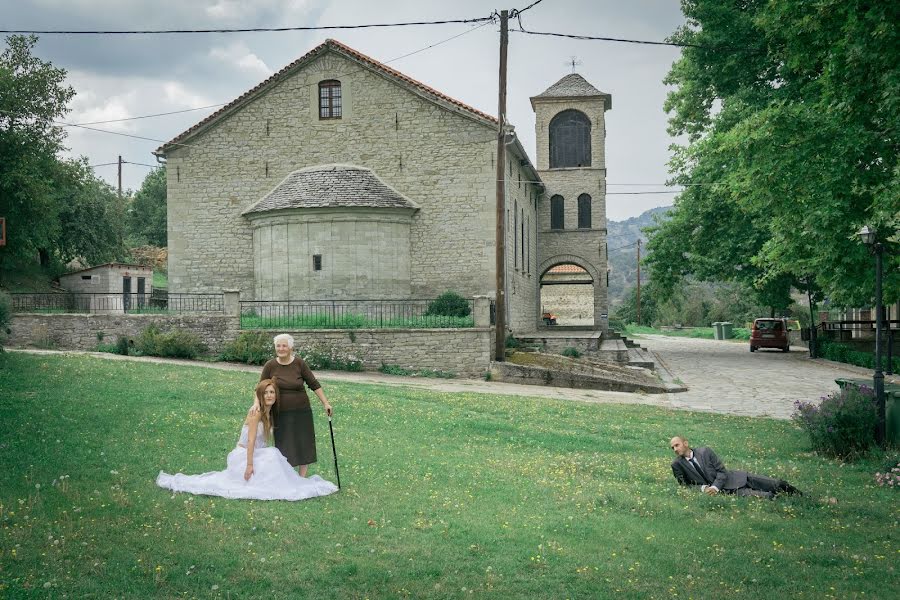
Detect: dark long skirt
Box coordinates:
(274, 408, 316, 467)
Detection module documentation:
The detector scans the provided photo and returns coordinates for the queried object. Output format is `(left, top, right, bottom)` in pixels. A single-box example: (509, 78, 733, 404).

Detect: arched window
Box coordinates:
(549, 110, 591, 168)
(550, 195, 565, 230)
(578, 193, 592, 229)
(319, 80, 342, 119)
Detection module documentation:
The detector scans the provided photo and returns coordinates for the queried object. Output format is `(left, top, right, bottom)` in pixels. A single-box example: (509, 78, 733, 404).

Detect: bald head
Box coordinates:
(670, 436, 691, 458)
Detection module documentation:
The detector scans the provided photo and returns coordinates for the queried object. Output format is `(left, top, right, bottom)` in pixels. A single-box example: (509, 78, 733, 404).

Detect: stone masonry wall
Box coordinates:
(8, 315, 492, 378)
(166, 51, 499, 302)
(8, 314, 240, 354)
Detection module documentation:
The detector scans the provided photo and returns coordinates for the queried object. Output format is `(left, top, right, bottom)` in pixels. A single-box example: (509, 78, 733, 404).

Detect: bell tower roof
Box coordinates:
(530, 73, 612, 110)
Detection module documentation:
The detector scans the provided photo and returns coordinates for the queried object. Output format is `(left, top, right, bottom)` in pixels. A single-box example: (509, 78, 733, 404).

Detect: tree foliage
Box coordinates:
(127, 166, 167, 247)
(648, 1, 899, 308)
(0, 35, 125, 275)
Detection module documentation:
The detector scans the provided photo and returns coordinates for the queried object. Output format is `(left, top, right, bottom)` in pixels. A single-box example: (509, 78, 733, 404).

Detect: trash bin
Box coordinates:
(888, 389, 900, 446)
(721, 322, 734, 339)
(712, 322, 724, 340)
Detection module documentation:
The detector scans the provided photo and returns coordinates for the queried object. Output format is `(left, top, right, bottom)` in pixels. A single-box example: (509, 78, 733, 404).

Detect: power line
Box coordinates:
(511, 0, 546, 17)
(0, 16, 493, 36)
(510, 25, 760, 52)
(58, 19, 493, 130)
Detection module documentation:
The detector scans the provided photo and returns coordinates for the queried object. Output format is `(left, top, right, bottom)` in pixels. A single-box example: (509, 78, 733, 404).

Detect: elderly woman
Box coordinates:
(253, 334, 332, 477)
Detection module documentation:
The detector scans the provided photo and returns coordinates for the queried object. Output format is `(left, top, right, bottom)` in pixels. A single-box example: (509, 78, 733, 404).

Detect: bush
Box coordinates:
(792, 385, 879, 460)
(874, 458, 900, 489)
(219, 331, 273, 365)
(505, 335, 520, 349)
(425, 291, 471, 318)
(114, 336, 130, 355)
(136, 323, 207, 359)
(562, 346, 581, 358)
(380, 363, 413, 376)
(818, 340, 900, 373)
(299, 344, 363, 372)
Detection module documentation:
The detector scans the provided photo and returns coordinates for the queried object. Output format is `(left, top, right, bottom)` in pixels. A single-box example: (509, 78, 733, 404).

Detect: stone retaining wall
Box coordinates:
(8, 313, 240, 354)
(8, 314, 493, 378)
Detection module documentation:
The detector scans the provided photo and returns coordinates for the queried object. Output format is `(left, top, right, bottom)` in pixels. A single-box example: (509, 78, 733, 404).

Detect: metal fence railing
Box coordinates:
(240, 298, 475, 330)
(9, 292, 224, 314)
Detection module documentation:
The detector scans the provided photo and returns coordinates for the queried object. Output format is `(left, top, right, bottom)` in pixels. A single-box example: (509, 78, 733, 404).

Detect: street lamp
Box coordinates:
(857, 225, 886, 445)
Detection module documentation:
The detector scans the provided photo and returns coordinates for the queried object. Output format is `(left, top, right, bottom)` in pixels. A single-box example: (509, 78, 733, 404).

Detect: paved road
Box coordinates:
(638, 335, 880, 419)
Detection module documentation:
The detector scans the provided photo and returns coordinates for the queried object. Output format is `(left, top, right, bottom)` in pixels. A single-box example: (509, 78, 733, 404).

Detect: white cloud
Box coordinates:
(209, 42, 273, 78)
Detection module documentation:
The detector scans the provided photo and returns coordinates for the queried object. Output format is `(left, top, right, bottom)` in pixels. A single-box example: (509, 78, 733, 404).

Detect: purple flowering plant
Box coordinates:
(792, 384, 878, 460)
(874, 460, 900, 489)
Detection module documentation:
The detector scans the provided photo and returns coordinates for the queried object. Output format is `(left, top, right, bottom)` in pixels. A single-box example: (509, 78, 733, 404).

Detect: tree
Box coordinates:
(0, 34, 74, 270)
(649, 1, 899, 308)
(127, 166, 167, 247)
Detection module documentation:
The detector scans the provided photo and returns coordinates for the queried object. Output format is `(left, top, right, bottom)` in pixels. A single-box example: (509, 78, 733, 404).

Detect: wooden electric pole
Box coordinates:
(118, 155, 123, 198)
(636, 239, 642, 326)
(494, 9, 509, 362)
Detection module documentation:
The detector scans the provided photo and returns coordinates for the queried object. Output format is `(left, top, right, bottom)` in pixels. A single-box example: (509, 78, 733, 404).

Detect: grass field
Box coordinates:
(1, 352, 897, 599)
(624, 325, 752, 341)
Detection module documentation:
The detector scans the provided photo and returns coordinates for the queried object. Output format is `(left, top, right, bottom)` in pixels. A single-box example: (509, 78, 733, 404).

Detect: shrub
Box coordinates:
(562, 346, 581, 358)
(874, 458, 900, 489)
(114, 336, 130, 356)
(299, 344, 363, 372)
(219, 331, 273, 365)
(425, 291, 471, 318)
(792, 385, 879, 460)
(818, 340, 900, 373)
(136, 323, 207, 359)
(380, 363, 414, 376)
(505, 335, 521, 349)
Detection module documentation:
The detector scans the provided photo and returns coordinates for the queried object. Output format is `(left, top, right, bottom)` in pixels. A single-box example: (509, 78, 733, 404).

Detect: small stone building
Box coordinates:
(156, 39, 611, 333)
(59, 263, 153, 313)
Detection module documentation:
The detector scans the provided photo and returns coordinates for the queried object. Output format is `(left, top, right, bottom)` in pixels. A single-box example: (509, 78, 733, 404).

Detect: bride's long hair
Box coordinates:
(254, 379, 279, 439)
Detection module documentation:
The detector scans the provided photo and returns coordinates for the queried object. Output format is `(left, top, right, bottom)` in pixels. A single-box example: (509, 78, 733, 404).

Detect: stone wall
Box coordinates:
(8, 313, 240, 354)
(8, 314, 493, 378)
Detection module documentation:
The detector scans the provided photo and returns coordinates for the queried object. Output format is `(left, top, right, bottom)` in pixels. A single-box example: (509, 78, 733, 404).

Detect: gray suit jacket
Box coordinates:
(671, 446, 748, 491)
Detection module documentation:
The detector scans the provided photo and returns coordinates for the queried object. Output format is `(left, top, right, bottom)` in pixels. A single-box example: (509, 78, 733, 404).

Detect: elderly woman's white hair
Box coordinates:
(273, 333, 295, 349)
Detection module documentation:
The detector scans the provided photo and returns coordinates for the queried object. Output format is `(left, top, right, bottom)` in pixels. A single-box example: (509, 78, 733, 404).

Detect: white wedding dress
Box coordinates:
(156, 422, 338, 500)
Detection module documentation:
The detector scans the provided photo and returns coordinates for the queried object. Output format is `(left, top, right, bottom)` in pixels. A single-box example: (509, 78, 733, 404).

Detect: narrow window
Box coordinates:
(578, 193, 592, 228)
(514, 201, 518, 270)
(313, 254, 323, 271)
(318, 80, 342, 119)
(520, 207, 525, 268)
(526, 215, 530, 273)
(81, 275, 91, 280)
(550, 195, 564, 230)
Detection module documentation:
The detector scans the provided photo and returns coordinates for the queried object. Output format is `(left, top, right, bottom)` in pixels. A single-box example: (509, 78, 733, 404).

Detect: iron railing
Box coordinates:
(240, 298, 475, 329)
(9, 292, 223, 314)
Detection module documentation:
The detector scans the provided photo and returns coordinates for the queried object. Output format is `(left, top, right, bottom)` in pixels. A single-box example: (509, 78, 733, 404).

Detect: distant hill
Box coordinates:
(607, 206, 671, 308)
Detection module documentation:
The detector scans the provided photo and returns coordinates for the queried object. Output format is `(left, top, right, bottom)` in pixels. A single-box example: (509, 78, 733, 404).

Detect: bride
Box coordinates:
(157, 379, 338, 500)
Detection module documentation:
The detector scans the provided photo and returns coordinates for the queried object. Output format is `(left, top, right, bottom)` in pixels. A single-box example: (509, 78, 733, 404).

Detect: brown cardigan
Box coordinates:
(261, 356, 321, 411)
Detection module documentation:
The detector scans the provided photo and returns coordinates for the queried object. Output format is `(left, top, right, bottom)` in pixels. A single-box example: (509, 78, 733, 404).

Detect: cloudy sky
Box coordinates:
(3, 0, 686, 221)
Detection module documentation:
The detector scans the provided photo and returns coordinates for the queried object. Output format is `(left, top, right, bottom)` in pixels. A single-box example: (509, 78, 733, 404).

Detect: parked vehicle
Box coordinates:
(542, 311, 558, 326)
(750, 318, 791, 353)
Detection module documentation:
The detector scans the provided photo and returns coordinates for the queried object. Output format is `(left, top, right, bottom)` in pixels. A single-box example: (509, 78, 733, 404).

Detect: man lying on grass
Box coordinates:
(669, 436, 802, 499)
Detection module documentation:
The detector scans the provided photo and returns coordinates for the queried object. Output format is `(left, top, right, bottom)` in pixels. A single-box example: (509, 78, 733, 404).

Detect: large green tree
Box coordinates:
(127, 166, 167, 247)
(0, 34, 74, 269)
(647, 0, 899, 309)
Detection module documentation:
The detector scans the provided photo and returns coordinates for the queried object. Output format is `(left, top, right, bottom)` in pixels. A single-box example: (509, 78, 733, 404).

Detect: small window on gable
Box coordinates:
(81, 275, 92, 281)
(313, 254, 323, 271)
(578, 193, 592, 228)
(550, 195, 565, 230)
(319, 80, 342, 119)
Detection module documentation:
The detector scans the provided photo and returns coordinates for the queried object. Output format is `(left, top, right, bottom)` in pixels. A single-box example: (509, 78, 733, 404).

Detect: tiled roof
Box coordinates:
(531, 73, 612, 109)
(242, 165, 419, 216)
(158, 39, 497, 153)
(547, 264, 589, 274)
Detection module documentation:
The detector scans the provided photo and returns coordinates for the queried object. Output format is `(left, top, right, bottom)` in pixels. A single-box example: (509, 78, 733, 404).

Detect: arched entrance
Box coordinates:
(538, 254, 600, 329)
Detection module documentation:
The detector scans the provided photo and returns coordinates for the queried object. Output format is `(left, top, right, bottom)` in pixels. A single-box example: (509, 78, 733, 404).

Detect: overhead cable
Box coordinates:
(0, 17, 493, 35)
(511, 26, 760, 52)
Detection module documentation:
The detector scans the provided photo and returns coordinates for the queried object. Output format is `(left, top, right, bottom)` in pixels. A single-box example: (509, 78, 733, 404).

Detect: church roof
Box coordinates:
(242, 165, 419, 216)
(530, 73, 612, 110)
(157, 39, 498, 154)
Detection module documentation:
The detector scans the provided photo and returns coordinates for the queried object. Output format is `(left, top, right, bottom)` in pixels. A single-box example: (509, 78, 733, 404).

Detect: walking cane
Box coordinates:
(328, 415, 341, 490)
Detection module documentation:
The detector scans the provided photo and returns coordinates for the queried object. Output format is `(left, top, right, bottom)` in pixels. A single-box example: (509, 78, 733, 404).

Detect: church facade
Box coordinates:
(157, 39, 611, 333)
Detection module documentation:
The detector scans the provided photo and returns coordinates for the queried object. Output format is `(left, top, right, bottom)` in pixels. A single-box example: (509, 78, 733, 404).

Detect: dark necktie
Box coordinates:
(689, 458, 710, 484)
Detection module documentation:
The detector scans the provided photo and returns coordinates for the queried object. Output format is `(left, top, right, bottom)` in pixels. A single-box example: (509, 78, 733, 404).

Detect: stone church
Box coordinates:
(157, 39, 611, 332)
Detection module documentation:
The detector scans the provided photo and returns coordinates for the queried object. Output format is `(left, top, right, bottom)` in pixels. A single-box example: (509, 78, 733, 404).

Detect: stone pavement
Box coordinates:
(10, 341, 891, 421)
(637, 334, 894, 420)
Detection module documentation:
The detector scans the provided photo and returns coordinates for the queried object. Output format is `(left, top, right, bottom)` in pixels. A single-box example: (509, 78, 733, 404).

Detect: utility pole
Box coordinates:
(494, 9, 508, 362)
(118, 155, 123, 198)
(636, 239, 642, 326)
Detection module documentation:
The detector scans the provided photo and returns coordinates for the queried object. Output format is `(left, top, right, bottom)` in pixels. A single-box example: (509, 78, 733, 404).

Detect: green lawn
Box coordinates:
(0, 353, 896, 599)
(152, 271, 168, 289)
(624, 324, 752, 341)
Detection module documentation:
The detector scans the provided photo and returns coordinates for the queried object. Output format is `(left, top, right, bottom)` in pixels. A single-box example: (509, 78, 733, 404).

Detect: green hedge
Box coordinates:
(818, 340, 900, 372)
